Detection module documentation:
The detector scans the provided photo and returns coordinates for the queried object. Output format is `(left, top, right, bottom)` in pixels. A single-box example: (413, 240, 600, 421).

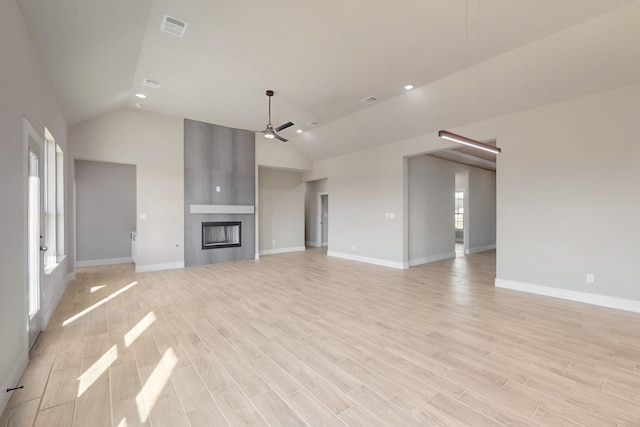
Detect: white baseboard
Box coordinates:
(305, 241, 321, 248)
(135, 261, 185, 273)
(322, 241, 328, 247)
(495, 278, 640, 314)
(76, 257, 132, 267)
(255, 253, 260, 260)
(409, 252, 455, 267)
(465, 244, 496, 254)
(259, 246, 306, 256)
(1, 351, 29, 414)
(328, 251, 408, 270)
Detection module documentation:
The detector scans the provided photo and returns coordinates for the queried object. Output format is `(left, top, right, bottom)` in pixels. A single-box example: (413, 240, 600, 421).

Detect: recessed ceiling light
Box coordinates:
(404, 84, 414, 90)
(296, 129, 303, 134)
(135, 103, 143, 109)
(135, 93, 146, 99)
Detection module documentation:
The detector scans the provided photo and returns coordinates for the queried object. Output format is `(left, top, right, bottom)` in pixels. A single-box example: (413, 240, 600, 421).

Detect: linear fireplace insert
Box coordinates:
(202, 221, 241, 249)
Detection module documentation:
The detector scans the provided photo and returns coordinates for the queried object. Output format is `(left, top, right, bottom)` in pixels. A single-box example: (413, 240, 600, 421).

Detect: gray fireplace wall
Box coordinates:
(184, 119, 255, 266)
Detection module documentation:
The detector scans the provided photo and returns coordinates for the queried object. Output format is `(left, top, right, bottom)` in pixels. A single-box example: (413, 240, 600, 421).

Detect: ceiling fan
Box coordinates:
(260, 90, 293, 142)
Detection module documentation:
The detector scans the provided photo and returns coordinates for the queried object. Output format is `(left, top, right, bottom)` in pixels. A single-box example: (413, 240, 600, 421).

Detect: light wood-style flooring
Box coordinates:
(2, 248, 640, 426)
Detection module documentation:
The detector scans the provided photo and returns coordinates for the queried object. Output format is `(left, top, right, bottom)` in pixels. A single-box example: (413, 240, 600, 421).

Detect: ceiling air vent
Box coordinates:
(307, 121, 321, 127)
(161, 15, 188, 37)
(143, 78, 162, 89)
(360, 96, 380, 105)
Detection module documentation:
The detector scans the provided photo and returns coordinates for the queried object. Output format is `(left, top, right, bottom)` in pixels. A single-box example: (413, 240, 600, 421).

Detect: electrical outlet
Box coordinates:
(351, 246, 356, 252)
(272, 240, 276, 246)
(586, 273, 595, 284)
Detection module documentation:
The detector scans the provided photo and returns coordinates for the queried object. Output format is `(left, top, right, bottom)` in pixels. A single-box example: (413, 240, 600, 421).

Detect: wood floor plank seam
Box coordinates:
(5, 248, 640, 426)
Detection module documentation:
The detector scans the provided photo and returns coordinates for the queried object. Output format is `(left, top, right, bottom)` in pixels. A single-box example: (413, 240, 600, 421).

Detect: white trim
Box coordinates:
(409, 252, 455, 267)
(1, 351, 29, 414)
(260, 246, 306, 256)
(322, 241, 328, 247)
(44, 254, 66, 275)
(135, 261, 185, 273)
(42, 261, 71, 330)
(495, 279, 640, 314)
(305, 241, 321, 248)
(328, 251, 408, 270)
(255, 253, 260, 260)
(190, 204, 255, 214)
(465, 244, 496, 254)
(76, 257, 132, 267)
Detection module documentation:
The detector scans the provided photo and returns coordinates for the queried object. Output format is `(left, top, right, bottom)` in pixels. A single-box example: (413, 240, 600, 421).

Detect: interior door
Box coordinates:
(321, 194, 328, 247)
(27, 126, 45, 349)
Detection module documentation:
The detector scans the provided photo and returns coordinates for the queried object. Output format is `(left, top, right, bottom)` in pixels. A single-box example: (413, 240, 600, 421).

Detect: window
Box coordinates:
(454, 191, 464, 230)
(44, 128, 64, 272)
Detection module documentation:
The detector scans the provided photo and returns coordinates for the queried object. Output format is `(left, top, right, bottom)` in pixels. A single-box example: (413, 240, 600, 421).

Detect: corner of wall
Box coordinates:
(0, 352, 29, 415)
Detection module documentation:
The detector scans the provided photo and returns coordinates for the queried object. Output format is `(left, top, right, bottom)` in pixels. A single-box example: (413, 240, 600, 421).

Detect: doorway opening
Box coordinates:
(319, 193, 328, 247)
(455, 190, 465, 255)
(25, 119, 44, 349)
(304, 178, 328, 251)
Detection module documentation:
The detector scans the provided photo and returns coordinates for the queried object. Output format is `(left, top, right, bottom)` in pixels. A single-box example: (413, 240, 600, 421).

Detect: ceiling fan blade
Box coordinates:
(274, 133, 288, 142)
(275, 121, 294, 132)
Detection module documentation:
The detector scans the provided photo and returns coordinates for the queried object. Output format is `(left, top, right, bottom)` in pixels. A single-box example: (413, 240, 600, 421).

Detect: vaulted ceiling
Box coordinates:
(18, 0, 640, 161)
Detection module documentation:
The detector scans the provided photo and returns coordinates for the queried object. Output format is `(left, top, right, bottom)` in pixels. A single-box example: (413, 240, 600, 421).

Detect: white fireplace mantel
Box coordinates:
(190, 204, 255, 215)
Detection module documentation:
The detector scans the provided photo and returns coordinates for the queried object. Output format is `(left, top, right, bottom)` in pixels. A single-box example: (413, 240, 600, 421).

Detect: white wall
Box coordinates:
(304, 133, 457, 269)
(316, 145, 407, 268)
(495, 81, 640, 305)
(408, 155, 456, 266)
(258, 167, 305, 255)
(0, 0, 72, 413)
(256, 136, 312, 171)
(69, 109, 184, 272)
(304, 178, 328, 247)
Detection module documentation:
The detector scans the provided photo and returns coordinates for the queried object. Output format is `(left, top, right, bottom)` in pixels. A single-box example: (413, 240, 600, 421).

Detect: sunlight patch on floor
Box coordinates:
(63, 281, 138, 326)
(136, 347, 178, 423)
(124, 311, 156, 348)
(77, 345, 118, 397)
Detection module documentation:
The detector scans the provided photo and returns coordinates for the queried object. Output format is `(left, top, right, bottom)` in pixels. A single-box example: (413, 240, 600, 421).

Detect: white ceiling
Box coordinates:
(18, 0, 640, 161)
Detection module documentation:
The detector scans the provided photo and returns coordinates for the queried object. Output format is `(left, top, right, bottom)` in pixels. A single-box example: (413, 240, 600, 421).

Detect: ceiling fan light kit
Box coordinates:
(261, 90, 293, 142)
(438, 130, 501, 154)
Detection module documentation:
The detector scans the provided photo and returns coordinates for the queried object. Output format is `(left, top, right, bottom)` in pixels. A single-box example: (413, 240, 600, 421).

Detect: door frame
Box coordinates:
(316, 192, 328, 248)
(24, 118, 45, 349)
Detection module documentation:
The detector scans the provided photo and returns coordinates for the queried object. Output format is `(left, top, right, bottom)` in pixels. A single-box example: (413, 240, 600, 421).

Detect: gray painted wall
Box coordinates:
(258, 167, 305, 253)
(408, 155, 455, 265)
(467, 167, 496, 252)
(304, 178, 328, 246)
(75, 160, 136, 262)
(184, 119, 255, 266)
